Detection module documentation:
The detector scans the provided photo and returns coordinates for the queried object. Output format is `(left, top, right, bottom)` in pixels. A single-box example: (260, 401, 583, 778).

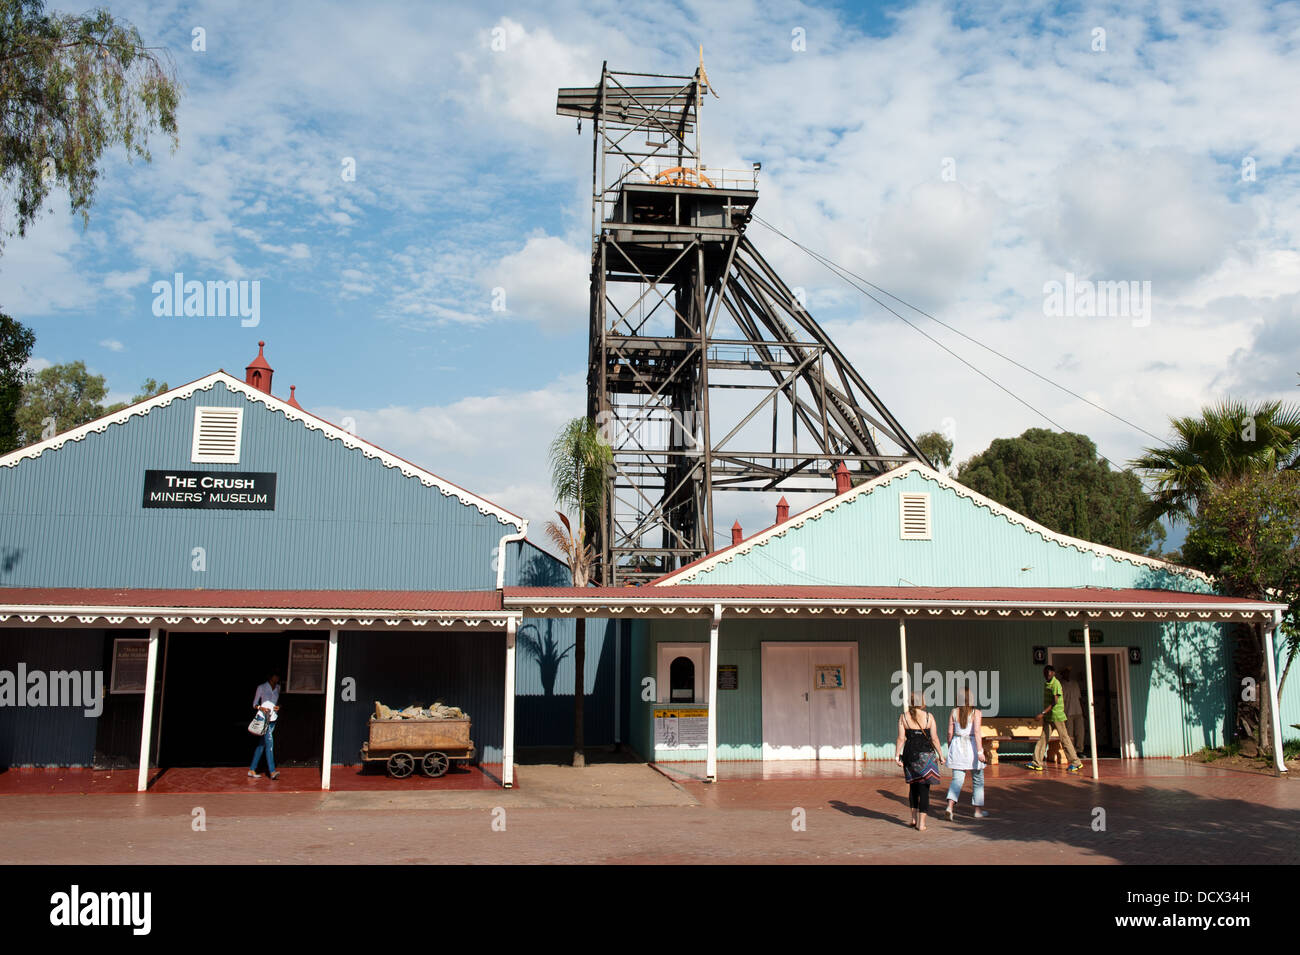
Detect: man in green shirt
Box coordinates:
(1028, 664, 1082, 772)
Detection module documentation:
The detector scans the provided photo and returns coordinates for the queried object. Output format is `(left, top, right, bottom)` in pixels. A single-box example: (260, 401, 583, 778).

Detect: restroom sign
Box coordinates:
(814, 664, 845, 689)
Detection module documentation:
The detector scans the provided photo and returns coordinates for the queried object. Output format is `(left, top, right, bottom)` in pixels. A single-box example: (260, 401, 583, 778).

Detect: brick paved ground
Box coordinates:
(0, 760, 1294, 864)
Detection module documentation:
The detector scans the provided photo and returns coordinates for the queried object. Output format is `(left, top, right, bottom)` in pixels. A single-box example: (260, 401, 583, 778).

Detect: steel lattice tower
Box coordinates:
(558, 61, 925, 585)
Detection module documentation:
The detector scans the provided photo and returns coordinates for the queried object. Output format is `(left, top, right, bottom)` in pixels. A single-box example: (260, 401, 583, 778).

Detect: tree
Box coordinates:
(1182, 470, 1300, 754)
(1130, 398, 1300, 527)
(15, 359, 109, 443)
(103, 376, 168, 414)
(0, 0, 182, 250)
(915, 430, 953, 472)
(0, 311, 36, 452)
(545, 417, 612, 768)
(957, 428, 1165, 555)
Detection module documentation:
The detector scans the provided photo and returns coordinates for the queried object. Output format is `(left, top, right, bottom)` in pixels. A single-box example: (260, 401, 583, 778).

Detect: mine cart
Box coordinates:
(360, 718, 475, 778)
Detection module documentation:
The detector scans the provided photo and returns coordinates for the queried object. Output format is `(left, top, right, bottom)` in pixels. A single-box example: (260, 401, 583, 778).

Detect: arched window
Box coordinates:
(670, 656, 696, 702)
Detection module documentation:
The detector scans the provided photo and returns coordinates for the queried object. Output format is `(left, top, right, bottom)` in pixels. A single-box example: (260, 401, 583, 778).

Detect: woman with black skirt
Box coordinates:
(895, 693, 944, 830)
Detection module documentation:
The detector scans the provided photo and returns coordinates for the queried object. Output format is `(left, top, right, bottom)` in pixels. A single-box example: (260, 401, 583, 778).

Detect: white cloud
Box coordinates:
(484, 235, 589, 333)
(100, 339, 125, 352)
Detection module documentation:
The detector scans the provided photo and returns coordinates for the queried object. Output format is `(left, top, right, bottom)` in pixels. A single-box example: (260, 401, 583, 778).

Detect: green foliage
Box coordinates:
(545, 417, 613, 586)
(103, 376, 168, 414)
(1131, 398, 1300, 527)
(0, 0, 182, 249)
(15, 359, 109, 443)
(1182, 470, 1300, 688)
(956, 428, 1165, 555)
(0, 311, 36, 452)
(915, 430, 953, 470)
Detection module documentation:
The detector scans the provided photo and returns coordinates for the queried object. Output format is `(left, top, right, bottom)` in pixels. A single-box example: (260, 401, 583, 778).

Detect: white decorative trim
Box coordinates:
(0, 603, 521, 631)
(653, 462, 1211, 586)
(0, 371, 524, 528)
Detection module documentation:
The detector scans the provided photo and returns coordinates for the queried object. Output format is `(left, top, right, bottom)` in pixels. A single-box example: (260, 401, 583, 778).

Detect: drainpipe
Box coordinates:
(1264, 609, 1287, 774)
(496, 522, 529, 591)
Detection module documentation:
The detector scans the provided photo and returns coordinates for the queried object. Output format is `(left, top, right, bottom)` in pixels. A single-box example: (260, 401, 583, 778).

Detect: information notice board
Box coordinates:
(653, 707, 708, 747)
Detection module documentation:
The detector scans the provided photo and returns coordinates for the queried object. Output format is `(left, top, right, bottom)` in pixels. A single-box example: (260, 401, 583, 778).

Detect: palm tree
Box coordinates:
(1132, 397, 1300, 756)
(1130, 398, 1300, 526)
(545, 417, 612, 768)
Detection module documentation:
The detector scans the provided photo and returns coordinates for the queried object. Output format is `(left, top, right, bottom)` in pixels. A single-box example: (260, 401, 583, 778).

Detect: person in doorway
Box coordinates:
(1060, 666, 1085, 754)
(944, 687, 986, 819)
(895, 693, 944, 830)
(249, 673, 281, 780)
(1027, 664, 1082, 773)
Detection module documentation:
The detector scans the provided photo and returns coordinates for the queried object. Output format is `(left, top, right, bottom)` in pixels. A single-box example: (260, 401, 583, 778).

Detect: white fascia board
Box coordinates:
(0, 371, 525, 528)
(653, 462, 1211, 586)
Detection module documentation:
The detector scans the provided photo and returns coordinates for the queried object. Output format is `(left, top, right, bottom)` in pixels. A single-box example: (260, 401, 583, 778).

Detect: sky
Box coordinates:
(3, 0, 1298, 557)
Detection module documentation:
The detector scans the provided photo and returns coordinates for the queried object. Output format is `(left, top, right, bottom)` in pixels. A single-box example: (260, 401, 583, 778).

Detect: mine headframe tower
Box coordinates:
(558, 61, 925, 586)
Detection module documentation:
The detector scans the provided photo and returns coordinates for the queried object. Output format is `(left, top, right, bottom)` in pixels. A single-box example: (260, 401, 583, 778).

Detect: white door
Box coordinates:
(762, 643, 858, 760)
(762, 646, 812, 758)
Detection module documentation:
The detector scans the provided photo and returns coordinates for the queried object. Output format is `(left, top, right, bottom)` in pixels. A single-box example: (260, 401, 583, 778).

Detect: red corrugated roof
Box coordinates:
(0, 588, 504, 612)
(503, 585, 1282, 607)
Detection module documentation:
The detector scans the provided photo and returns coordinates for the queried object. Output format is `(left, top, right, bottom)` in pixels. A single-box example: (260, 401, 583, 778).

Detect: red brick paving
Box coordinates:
(0, 763, 505, 795)
(0, 760, 1293, 864)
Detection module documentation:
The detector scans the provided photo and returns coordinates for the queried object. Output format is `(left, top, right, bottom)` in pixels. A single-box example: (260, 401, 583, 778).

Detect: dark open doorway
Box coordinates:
(1051, 650, 1124, 758)
(157, 632, 324, 768)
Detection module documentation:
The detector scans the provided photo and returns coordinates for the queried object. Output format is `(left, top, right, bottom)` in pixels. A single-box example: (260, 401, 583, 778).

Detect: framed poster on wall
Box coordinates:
(286, 639, 327, 693)
(110, 638, 151, 694)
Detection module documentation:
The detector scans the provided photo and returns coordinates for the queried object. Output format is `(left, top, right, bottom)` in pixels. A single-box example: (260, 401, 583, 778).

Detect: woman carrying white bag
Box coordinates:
(944, 686, 987, 820)
(248, 672, 281, 780)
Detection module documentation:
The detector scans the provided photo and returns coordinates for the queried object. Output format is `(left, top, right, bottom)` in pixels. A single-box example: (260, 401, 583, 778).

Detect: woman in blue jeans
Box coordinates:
(249, 673, 281, 779)
(944, 687, 986, 819)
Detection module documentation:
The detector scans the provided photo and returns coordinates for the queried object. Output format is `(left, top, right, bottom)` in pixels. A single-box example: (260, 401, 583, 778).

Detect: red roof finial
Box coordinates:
(245, 341, 274, 394)
(776, 496, 790, 524)
(731, 520, 743, 545)
(286, 384, 303, 410)
(834, 461, 851, 495)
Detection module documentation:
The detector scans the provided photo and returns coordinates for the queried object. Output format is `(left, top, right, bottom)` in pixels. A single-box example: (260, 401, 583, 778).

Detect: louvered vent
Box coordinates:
(191, 406, 243, 463)
(899, 492, 932, 540)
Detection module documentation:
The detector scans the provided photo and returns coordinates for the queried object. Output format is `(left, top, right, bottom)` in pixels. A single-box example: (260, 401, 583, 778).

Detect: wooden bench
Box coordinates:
(980, 717, 1064, 765)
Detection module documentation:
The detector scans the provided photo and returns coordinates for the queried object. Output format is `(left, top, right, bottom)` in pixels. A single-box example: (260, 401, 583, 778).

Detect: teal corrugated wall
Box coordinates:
(640, 616, 1234, 760)
(688, 469, 1209, 592)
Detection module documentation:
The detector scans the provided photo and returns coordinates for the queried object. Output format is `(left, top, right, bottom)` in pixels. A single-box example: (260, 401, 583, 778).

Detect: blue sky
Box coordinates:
(3, 0, 1298, 553)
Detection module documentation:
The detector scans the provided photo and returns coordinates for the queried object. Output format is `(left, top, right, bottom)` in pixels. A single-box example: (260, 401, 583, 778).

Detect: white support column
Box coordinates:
(1083, 620, 1099, 780)
(136, 627, 160, 793)
(898, 620, 910, 706)
(321, 628, 339, 790)
(503, 617, 517, 788)
(613, 619, 622, 746)
(705, 604, 721, 783)
(1264, 611, 1287, 774)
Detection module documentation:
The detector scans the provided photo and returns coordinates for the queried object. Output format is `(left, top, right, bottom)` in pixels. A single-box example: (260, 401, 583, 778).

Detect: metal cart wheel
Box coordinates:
(421, 752, 450, 778)
(387, 752, 415, 778)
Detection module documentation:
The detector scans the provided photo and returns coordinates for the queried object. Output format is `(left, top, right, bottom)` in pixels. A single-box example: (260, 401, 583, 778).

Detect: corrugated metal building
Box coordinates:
(505, 463, 1295, 776)
(0, 345, 617, 788)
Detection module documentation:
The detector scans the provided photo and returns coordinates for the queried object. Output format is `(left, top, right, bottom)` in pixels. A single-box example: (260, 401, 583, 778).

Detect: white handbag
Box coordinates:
(248, 710, 268, 736)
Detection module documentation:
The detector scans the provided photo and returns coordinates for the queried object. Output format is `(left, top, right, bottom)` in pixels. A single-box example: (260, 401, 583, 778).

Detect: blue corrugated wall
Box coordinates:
(0, 380, 619, 763)
(0, 381, 515, 590)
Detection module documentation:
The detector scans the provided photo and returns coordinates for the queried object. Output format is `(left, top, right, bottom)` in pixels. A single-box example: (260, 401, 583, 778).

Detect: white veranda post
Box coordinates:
(1084, 621, 1099, 780)
(320, 628, 339, 790)
(136, 627, 161, 793)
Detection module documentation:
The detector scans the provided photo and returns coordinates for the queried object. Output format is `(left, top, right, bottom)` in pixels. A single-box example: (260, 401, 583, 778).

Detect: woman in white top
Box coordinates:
(944, 687, 986, 820)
